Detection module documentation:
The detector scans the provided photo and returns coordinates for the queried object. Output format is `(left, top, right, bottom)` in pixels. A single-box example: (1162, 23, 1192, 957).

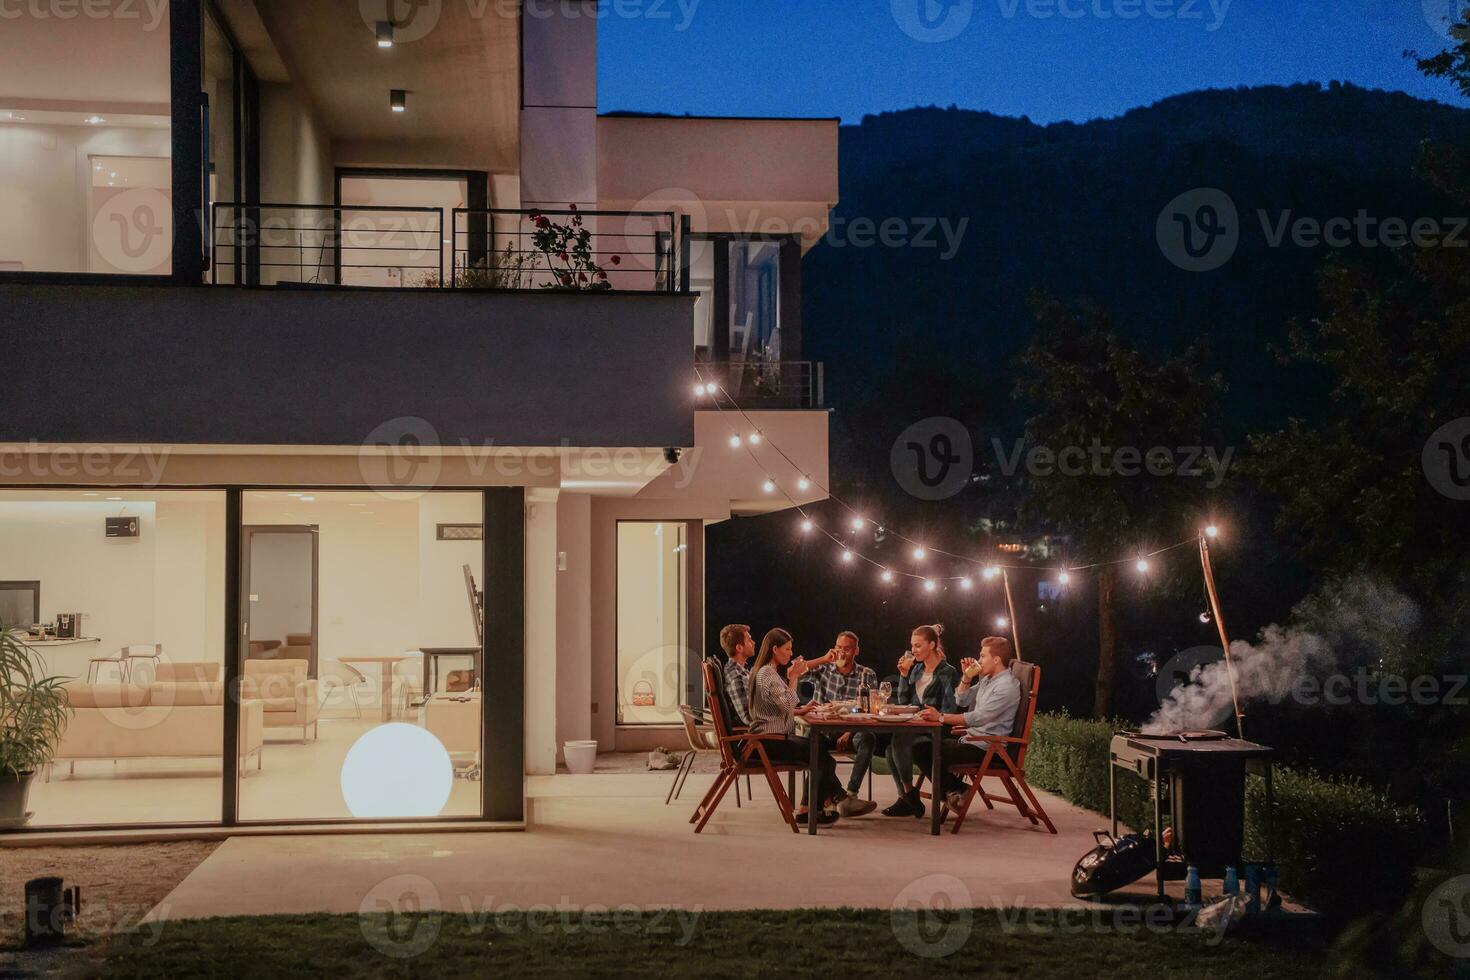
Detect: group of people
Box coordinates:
(716, 622, 1023, 826)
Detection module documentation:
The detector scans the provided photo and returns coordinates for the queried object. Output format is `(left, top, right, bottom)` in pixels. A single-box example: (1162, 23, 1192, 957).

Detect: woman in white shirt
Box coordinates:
(747, 627, 851, 824)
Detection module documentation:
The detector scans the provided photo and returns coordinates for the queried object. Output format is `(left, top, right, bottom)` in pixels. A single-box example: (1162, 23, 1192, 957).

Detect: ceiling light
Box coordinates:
(106, 496, 122, 502)
(376, 21, 395, 47)
(390, 90, 407, 113)
(728, 434, 741, 448)
(797, 477, 811, 491)
(84, 115, 105, 125)
(762, 480, 775, 493)
(748, 432, 762, 445)
(301, 496, 316, 502)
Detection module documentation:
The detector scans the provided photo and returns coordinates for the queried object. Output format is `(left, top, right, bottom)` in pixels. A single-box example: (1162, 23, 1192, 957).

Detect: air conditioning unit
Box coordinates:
(105, 516, 140, 538)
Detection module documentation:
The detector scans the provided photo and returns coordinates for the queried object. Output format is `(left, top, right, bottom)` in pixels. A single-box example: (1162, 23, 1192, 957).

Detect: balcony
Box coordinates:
(211, 205, 691, 294)
(699, 360, 826, 410)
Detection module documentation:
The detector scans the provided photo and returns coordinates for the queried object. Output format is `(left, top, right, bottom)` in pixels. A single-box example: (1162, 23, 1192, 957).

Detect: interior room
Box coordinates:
(5, 489, 486, 828)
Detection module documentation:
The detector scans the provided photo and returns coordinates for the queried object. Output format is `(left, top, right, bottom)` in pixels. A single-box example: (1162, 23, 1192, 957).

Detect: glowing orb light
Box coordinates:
(340, 723, 453, 818)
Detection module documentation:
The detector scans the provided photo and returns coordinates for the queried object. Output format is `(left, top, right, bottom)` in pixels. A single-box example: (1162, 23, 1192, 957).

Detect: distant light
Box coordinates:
(840, 550, 854, 563)
(800, 519, 814, 533)
(959, 578, 973, 590)
(995, 616, 1010, 629)
(375, 20, 395, 47)
(923, 579, 937, 592)
(850, 517, 865, 531)
(390, 89, 407, 113)
(1205, 525, 1219, 539)
(728, 434, 742, 448)
(1135, 558, 1150, 574)
(762, 480, 776, 494)
(797, 477, 811, 491)
(912, 546, 927, 560)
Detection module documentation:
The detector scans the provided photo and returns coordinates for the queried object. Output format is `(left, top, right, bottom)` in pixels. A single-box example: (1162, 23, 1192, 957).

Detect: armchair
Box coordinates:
(241, 658, 320, 742)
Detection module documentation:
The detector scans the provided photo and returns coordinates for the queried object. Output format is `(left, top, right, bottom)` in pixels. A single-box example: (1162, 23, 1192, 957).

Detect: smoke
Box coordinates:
(1143, 577, 1420, 734)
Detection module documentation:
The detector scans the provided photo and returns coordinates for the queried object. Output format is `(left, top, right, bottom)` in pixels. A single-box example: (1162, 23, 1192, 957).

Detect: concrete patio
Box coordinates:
(142, 768, 1174, 923)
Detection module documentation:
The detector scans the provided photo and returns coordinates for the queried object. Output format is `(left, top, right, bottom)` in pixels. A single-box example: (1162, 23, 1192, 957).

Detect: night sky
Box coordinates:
(599, 0, 1468, 123)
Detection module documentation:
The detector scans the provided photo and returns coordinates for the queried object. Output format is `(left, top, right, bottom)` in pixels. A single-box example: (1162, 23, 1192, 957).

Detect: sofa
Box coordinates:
(53, 662, 264, 776)
(241, 659, 320, 742)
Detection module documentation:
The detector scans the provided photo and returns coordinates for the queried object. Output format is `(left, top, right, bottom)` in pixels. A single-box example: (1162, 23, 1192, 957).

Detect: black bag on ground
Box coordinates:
(1071, 830, 1157, 898)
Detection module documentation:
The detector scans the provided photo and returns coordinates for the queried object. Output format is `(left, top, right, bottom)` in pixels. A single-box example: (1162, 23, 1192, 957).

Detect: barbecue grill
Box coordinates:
(1109, 729, 1275, 898)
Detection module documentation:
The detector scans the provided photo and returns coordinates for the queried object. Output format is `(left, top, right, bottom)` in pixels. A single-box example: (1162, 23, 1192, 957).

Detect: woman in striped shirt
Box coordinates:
(747, 627, 850, 824)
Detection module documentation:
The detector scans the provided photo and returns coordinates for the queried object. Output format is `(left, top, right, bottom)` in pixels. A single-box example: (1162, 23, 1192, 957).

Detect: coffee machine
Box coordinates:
(54, 613, 82, 639)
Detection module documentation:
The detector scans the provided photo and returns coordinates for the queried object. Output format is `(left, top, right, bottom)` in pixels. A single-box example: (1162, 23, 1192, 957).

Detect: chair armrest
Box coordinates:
(719, 732, 788, 744)
(957, 733, 1026, 744)
(296, 679, 321, 722)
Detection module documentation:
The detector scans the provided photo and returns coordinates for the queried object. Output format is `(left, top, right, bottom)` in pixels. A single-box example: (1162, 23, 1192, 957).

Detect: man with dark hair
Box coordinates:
(718, 623, 756, 727)
(807, 630, 879, 817)
(917, 635, 1023, 809)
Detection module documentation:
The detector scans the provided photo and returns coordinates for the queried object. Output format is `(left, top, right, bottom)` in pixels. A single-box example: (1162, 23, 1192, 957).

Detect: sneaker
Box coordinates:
(838, 796, 878, 818)
(945, 790, 967, 812)
(796, 808, 840, 825)
(882, 793, 921, 818)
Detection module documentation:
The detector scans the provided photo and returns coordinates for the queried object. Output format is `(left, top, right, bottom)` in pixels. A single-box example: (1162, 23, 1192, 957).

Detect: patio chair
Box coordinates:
(667, 704, 715, 805)
(936, 661, 1057, 835)
(690, 658, 804, 834)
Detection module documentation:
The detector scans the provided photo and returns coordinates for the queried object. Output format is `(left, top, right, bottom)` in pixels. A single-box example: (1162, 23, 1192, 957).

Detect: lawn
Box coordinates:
(92, 907, 1358, 979)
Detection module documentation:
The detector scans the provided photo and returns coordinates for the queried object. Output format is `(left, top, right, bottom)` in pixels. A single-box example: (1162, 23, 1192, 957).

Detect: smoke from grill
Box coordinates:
(1144, 577, 1420, 734)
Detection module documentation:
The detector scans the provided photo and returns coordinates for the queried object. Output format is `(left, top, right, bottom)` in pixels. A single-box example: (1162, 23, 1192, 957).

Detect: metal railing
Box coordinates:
(450, 208, 690, 293)
(701, 360, 825, 409)
(211, 204, 446, 287)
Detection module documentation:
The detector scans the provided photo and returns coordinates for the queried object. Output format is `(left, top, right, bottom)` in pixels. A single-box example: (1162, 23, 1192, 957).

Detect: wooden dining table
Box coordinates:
(799, 713, 947, 836)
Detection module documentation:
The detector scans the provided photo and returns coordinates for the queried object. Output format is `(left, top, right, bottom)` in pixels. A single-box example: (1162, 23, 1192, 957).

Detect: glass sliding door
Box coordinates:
(5, 490, 226, 828)
(616, 522, 692, 726)
(236, 491, 484, 822)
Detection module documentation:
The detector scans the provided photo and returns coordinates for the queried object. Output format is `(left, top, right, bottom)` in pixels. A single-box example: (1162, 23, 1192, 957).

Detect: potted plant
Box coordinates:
(0, 626, 70, 825)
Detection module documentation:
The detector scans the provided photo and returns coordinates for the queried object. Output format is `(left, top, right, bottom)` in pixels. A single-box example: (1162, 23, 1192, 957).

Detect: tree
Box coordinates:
(1015, 298, 1227, 717)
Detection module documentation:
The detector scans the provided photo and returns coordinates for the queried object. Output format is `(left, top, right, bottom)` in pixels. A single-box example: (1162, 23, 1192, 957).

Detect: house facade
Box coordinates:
(0, 1, 836, 832)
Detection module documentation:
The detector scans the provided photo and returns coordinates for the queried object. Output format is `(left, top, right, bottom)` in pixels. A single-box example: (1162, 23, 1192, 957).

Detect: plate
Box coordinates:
(880, 705, 918, 716)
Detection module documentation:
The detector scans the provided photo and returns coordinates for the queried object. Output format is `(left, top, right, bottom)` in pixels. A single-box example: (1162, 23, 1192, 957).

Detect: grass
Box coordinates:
(90, 907, 1362, 979)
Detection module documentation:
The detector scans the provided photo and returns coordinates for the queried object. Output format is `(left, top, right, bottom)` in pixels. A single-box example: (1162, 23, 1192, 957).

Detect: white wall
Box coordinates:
(519, 0, 596, 210)
(0, 124, 170, 273)
(416, 493, 483, 649)
(259, 83, 334, 205)
(0, 497, 225, 677)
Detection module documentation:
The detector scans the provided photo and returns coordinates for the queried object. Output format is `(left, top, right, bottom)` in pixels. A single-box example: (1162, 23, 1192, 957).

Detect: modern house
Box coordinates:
(0, 1, 837, 832)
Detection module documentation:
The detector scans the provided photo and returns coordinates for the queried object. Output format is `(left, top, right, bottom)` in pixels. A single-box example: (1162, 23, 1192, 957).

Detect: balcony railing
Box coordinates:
(451, 208, 688, 293)
(701, 360, 825, 409)
(210, 204, 692, 294)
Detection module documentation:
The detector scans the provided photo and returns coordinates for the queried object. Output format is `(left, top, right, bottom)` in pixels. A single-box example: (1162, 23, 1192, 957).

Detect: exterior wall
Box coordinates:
(258, 81, 333, 206)
(597, 116, 840, 249)
(519, 0, 597, 211)
(0, 285, 696, 449)
(525, 490, 560, 775)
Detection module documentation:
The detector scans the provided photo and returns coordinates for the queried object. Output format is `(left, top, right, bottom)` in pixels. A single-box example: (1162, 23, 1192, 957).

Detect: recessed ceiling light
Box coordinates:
(82, 492, 100, 497)
(300, 496, 316, 502)
(84, 115, 105, 125)
(106, 496, 123, 501)
(287, 492, 303, 497)
(376, 20, 394, 47)
(390, 89, 407, 113)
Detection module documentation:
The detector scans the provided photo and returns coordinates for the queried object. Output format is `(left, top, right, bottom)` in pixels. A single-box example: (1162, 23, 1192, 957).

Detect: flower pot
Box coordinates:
(0, 770, 36, 826)
(563, 740, 598, 775)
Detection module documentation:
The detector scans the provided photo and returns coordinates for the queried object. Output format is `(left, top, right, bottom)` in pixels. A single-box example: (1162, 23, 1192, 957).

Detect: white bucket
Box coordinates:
(564, 740, 598, 774)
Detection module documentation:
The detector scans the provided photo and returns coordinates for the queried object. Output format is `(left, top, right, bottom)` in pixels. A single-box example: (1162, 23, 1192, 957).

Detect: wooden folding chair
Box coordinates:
(689, 659, 804, 833)
(940, 661, 1057, 835)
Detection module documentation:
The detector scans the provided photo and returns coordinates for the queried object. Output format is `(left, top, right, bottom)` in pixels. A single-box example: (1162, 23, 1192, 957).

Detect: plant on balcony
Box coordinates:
(418, 243, 534, 289)
(0, 626, 70, 824)
(528, 205, 621, 291)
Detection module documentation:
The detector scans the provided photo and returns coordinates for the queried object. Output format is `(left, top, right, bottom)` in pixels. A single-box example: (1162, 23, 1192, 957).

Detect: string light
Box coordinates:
(1205, 525, 1219, 539)
(728, 434, 741, 448)
(983, 565, 1000, 580)
(995, 616, 1010, 629)
(797, 477, 811, 491)
(881, 569, 894, 583)
(960, 577, 973, 590)
(693, 382, 708, 396)
(913, 546, 927, 560)
(850, 517, 865, 531)
(748, 432, 762, 445)
(801, 518, 814, 533)
(923, 579, 937, 592)
(1199, 611, 1212, 624)
(1136, 558, 1150, 574)
(841, 549, 854, 563)
(762, 480, 776, 493)
(1058, 570, 1071, 585)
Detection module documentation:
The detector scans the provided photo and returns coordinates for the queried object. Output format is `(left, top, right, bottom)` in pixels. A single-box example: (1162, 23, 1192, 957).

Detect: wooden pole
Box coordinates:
(1199, 536, 1245, 739)
(1001, 569, 1022, 661)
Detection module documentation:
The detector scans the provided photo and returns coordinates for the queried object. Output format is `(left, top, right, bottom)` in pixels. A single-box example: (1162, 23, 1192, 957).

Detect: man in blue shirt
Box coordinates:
(917, 635, 1023, 811)
(807, 630, 880, 817)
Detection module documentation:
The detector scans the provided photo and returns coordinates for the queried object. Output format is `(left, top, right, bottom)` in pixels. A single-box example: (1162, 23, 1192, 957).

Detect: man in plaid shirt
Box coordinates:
(808, 631, 880, 817)
(718, 623, 756, 727)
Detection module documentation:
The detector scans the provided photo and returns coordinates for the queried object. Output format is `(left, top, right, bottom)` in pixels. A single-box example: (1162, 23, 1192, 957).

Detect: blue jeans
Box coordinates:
(886, 732, 932, 795)
(844, 730, 880, 795)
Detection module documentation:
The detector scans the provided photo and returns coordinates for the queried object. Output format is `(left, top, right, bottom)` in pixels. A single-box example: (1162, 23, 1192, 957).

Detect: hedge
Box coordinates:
(1027, 712, 1421, 920)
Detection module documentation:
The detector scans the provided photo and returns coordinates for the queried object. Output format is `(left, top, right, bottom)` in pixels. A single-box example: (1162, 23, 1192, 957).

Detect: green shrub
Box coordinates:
(1027, 712, 1421, 919)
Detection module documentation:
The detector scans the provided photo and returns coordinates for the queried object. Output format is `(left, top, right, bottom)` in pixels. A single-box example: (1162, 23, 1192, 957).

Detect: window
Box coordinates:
(729, 240, 782, 362)
(0, 10, 172, 275)
(616, 522, 692, 725)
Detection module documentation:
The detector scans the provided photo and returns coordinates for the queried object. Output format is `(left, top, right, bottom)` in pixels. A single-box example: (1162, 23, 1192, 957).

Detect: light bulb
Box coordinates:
(748, 432, 762, 445)
(1200, 611, 1212, 624)
(995, 616, 1009, 629)
(762, 480, 776, 493)
(841, 550, 854, 563)
(693, 383, 707, 396)
(797, 477, 811, 491)
(960, 578, 973, 590)
(881, 569, 894, 583)
(800, 519, 814, 533)
(923, 579, 937, 592)
(913, 546, 927, 560)
(1058, 571, 1071, 585)
(1205, 525, 1219, 539)
(983, 566, 999, 580)
(850, 517, 865, 531)
(728, 435, 741, 448)
(1136, 558, 1150, 574)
